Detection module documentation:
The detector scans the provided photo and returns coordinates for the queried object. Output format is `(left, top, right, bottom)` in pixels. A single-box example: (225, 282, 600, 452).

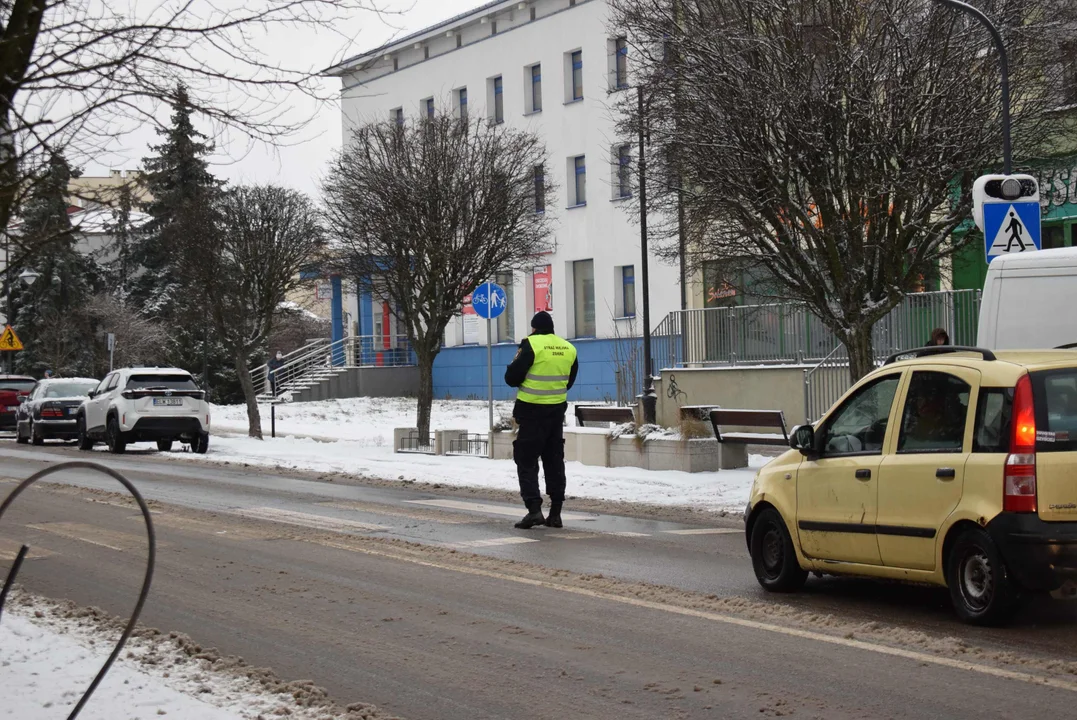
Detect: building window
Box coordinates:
(393, 56, 398, 71)
(1044, 224, 1065, 250)
(496, 271, 515, 343)
(573, 259, 596, 337)
(534, 164, 545, 213)
(571, 50, 583, 100)
(530, 7, 536, 21)
(616, 144, 632, 198)
(615, 37, 628, 88)
(457, 34, 462, 48)
(493, 76, 504, 123)
(457, 87, 468, 120)
(424, 46, 430, 60)
(425, 97, 435, 118)
(530, 63, 542, 112)
(572, 155, 586, 206)
(391, 107, 404, 126)
(620, 265, 636, 318)
(1063, 41, 1077, 106)
(491, 20, 498, 35)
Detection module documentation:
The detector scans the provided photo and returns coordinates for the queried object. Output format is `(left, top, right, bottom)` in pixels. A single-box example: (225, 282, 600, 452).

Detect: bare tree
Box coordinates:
(86, 294, 170, 373)
(323, 113, 555, 442)
(191, 184, 324, 438)
(0, 0, 389, 277)
(612, 0, 1072, 379)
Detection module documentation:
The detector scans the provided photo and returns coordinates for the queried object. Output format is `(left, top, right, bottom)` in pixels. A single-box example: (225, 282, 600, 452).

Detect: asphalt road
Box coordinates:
(3, 440, 1077, 719)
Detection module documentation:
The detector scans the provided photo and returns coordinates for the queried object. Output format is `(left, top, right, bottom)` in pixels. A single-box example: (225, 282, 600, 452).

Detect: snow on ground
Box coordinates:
(1, 595, 385, 719)
(211, 396, 528, 444)
(200, 397, 765, 512)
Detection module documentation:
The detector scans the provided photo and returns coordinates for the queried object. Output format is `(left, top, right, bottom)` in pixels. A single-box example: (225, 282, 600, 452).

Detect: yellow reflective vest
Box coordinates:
(516, 334, 578, 405)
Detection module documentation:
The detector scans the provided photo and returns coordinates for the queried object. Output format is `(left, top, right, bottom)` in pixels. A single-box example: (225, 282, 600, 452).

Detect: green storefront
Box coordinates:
(952, 155, 1077, 290)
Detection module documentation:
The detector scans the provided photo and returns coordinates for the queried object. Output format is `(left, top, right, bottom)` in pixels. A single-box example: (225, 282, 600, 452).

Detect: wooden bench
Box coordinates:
(574, 405, 636, 428)
(708, 409, 789, 469)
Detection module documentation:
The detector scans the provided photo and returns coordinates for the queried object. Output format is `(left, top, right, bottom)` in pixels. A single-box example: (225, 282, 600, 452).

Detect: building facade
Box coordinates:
(327, 0, 682, 400)
(67, 169, 152, 211)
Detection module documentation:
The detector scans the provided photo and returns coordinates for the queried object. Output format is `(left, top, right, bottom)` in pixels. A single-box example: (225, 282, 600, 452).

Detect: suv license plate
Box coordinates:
(68, 407, 77, 415)
(153, 398, 183, 407)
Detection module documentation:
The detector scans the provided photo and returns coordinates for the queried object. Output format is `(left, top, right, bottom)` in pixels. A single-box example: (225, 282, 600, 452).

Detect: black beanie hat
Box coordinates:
(531, 311, 554, 333)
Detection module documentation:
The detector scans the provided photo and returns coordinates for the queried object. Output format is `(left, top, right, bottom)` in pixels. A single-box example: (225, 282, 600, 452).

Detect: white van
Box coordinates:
(977, 247, 1077, 350)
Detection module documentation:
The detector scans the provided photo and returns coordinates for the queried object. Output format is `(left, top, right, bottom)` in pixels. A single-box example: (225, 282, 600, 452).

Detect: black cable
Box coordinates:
(0, 461, 156, 720)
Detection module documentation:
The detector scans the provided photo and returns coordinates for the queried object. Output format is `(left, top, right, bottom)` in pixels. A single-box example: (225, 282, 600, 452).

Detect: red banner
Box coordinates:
(533, 265, 552, 312)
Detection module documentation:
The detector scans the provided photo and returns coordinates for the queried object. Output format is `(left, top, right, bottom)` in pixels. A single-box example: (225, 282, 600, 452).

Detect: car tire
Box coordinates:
(947, 528, 1018, 626)
(15, 421, 29, 445)
(77, 416, 95, 451)
(106, 415, 126, 455)
(750, 507, 808, 593)
(191, 432, 209, 455)
(30, 420, 44, 446)
(157, 439, 174, 452)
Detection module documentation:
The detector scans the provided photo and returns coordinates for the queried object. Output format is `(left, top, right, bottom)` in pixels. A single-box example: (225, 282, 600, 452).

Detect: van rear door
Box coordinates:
(1031, 369, 1077, 522)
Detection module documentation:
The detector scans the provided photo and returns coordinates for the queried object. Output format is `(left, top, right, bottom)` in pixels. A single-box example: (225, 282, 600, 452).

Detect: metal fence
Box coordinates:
(654, 290, 981, 370)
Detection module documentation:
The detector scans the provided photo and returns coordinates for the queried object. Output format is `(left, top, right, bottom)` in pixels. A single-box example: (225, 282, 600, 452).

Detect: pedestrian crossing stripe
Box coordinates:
(0, 325, 23, 351)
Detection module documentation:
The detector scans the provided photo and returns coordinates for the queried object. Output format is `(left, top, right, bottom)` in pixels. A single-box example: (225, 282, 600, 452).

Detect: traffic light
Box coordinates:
(972, 174, 1039, 232)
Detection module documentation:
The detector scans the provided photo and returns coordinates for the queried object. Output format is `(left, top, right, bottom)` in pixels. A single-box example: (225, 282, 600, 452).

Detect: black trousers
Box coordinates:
(512, 401, 567, 510)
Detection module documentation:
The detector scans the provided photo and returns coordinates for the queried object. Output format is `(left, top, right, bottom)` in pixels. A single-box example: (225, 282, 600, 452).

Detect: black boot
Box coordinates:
(515, 510, 546, 529)
(515, 501, 545, 529)
(545, 502, 563, 528)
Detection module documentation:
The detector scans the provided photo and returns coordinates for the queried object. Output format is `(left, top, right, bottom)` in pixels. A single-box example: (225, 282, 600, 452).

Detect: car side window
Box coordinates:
(973, 388, 1012, 453)
(819, 375, 901, 456)
(898, 371, 971, 453)
(94, 375, 112, 395)
(104, 374, 119, 392)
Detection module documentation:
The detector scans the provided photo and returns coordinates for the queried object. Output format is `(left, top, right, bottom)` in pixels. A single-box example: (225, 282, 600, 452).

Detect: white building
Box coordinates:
(326, 0, 684, 399)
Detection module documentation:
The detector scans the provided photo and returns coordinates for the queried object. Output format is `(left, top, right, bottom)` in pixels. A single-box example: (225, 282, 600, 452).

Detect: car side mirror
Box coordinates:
(790, 424, 816, 456)
(88, 390, 97, 398)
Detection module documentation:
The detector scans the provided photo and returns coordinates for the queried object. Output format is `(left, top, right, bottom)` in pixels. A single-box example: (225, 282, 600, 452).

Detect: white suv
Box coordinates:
(77, 367, 211, 454)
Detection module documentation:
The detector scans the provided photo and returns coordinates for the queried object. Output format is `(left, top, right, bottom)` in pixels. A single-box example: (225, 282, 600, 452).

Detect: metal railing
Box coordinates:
(654, 290, 981, 370)
(803, 345, 854, 423)
(252, 334, 416, 399)
(447, 433, 490, 457)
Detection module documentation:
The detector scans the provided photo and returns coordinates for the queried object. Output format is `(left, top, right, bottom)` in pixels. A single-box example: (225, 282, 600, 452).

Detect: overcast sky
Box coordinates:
(79, 0, 481, 197)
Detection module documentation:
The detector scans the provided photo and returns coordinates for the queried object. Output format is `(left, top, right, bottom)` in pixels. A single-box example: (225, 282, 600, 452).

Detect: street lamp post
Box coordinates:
(932, 0, 1012, 174)
(637, 85, 657, 425)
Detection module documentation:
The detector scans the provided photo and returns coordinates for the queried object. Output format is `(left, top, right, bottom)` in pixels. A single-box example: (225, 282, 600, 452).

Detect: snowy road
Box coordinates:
(3, 442, 1077, 719)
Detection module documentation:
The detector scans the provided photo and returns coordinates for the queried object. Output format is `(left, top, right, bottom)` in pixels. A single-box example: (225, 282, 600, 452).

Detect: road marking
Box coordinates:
(26, 522, 151, 552)
(232, 507, 391, 533)
(0, 537, 54, 559)
(128, 514, 281, 541)
(449, 537, 540, 549)
(610, 531, 651, 538)
(663, 528, 741, 536)
(406, 498, 593, 522)
(550, 533, 597, 540)
(311, 539, 1077, 694)
(318, 500, 480, 525)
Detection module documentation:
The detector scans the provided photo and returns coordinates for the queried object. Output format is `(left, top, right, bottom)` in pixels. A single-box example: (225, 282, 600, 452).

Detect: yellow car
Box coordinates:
(744, 346, 1077, 625)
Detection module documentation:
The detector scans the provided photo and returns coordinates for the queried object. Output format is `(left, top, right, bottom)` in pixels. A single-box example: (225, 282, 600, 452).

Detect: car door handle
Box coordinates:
(936, 468, 956, 480)
(855, 469, 871, 480)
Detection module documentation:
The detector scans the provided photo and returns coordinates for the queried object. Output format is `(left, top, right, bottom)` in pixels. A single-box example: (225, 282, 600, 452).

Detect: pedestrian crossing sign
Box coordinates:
(984, 201, 1041, 261)
(0, 324, 23, 351)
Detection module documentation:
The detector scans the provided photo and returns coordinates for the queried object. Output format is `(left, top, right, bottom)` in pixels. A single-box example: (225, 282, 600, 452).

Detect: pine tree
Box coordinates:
(12, 154, 102, 376)
(133, 83, 237, 400)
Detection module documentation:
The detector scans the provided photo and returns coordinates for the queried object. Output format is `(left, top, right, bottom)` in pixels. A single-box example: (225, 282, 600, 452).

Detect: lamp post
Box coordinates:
(932, 0, 1012, 174)
(637, 85, 657, 425)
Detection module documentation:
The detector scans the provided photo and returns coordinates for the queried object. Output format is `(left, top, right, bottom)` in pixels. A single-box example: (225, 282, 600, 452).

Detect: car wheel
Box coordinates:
(30, 420, 44, 446)
(156, 438, 174, 452)
(191, 432, 209, 455)
(77, 416, 95, 451)
(15, 420, 29, 445)
(750, 507, 808, 593)
(106, 415, 126, 455)
(947, 528, 1017, 626)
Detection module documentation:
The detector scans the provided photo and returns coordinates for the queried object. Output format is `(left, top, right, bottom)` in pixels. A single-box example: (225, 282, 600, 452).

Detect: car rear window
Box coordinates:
(1031, 370, 1077, 452)
(0, 378, 35, 392)
(44, 381, 99, 398)
(126, 374, 198, 391)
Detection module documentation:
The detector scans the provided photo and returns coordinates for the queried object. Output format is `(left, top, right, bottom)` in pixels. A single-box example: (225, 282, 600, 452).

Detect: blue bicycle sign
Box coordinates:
(470, 282, 507, 320)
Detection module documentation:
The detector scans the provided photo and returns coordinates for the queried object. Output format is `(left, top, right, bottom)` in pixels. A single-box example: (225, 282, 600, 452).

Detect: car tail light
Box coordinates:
(41, 405, 64, 418)
(1004, 374, 1037, 513)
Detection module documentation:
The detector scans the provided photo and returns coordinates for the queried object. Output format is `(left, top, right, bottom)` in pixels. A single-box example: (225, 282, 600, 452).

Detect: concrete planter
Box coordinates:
(491, 429, 515, 460)
(608, 436, 723, 473)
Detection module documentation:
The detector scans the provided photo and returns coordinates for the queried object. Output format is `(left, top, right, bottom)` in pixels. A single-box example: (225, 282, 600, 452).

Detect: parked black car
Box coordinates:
(16, 377, 99, 444)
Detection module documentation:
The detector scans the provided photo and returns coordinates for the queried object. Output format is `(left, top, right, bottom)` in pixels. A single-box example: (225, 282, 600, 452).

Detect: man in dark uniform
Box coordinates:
(504, 311, 579, 529)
